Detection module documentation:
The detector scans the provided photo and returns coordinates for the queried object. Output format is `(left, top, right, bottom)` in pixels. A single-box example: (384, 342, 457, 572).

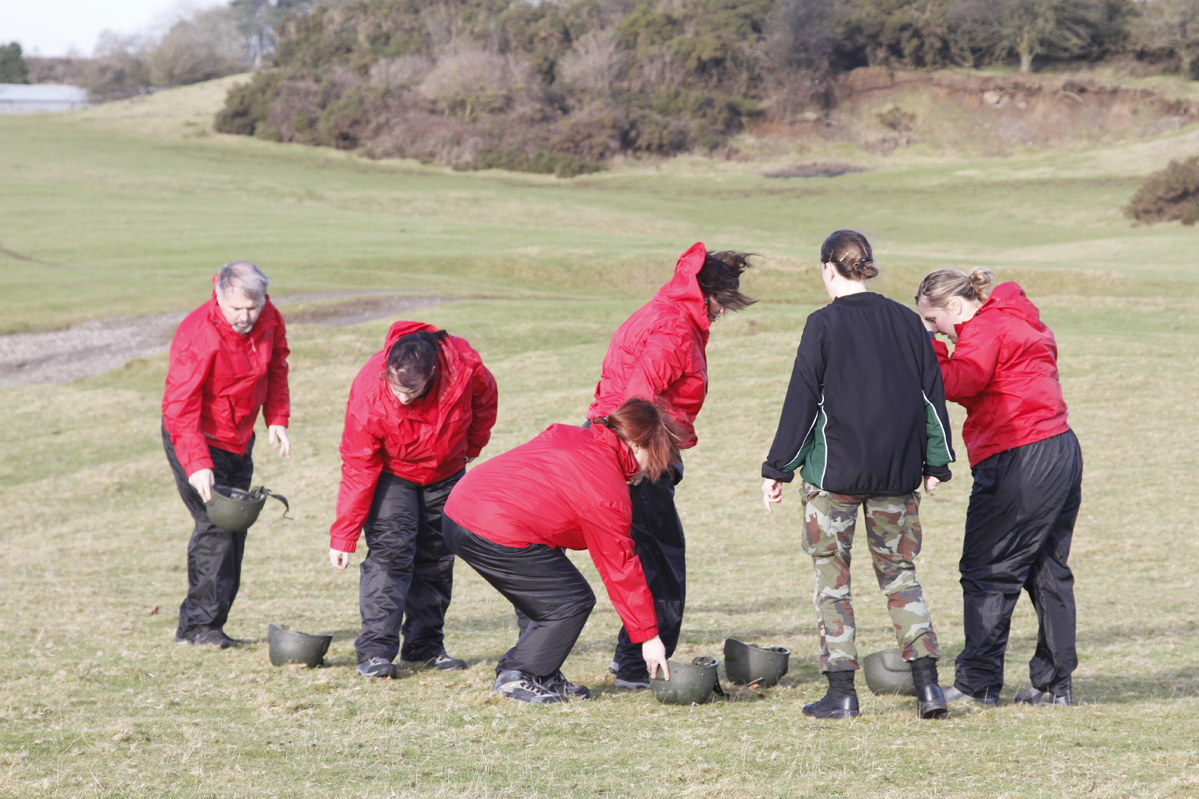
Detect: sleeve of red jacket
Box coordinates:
(162, 330, 218, 476)
(329, 388, 384, 553)
(933, 327, 1001, 403)
(263, 310, 290, 427)
(580, 501, 659, 643)
(465, 363, 498, 459)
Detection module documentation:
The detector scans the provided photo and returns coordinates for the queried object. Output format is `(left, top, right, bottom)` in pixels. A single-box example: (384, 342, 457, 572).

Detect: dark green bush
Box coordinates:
(1124, 157, 1199, 225)
(215, 72, 283, 136)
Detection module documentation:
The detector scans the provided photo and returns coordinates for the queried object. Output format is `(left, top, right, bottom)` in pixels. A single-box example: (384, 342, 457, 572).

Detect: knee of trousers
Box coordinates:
(531, 591, 596, 623)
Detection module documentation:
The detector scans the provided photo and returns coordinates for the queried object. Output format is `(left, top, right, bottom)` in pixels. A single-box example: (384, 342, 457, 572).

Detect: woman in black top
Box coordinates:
(762, 229, 955, 719)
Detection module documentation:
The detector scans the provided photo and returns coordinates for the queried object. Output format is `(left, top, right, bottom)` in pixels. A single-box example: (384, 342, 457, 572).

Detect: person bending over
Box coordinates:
(329, 323, 498, 679)
(588, 243, 755, 690)
(163, 262, 291, 649)
(917, 268, 1082, 708)
(442, 399, 677, 704)
(763, 230, 954, 720)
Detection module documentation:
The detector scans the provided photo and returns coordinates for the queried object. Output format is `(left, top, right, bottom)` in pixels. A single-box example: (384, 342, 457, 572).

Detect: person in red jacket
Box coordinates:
(328, 322, 498, 679)
(588, 242, 755, 689)
(162, 262, 291, 648)
(917, 268, 1082, 707)
(442, 398, 676, 704)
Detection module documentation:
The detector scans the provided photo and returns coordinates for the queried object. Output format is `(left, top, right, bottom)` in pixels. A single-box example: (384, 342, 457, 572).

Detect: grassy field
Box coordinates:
(1, 77, 1198, 798)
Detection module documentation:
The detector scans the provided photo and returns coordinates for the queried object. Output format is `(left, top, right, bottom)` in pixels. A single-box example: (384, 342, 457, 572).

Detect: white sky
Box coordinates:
(1, 0, 227, 58)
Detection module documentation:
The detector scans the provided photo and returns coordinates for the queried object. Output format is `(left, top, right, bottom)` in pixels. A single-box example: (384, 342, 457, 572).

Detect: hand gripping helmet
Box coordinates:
(723, 638, 791, 687)
(650, 656, 720, 705)
(268, 623, 333, 668)
(205, 486, 289, 533)
(862, 649, 918, 696)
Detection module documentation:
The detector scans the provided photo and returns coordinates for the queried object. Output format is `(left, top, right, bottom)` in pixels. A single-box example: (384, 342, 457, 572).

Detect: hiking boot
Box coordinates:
(803, 671, 860, 719)
(492, 670, 567, 704)
(542, 671, 591, 700)
(420, 651, 468, 671)
(1013, 688, 1072, 707)
(356, 657, 398, 679)
(614, 675, 651, 690)
(910, 657, 948, 720)
(802, 693, 861, 719)
(943, 685, 999, 707)
(608, 659, 619, 675)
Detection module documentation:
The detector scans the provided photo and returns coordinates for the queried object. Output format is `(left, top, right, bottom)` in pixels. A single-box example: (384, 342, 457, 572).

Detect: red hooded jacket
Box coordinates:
(330, 322, 498, 553)
(444, 423, 659, 644)
(162, 286, 289, 476)
(587, 243, 711, 449)
(933, 282, 1069, 468)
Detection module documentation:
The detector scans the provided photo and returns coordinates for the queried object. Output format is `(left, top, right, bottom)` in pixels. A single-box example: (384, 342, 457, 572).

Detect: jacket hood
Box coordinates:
(954, 282, 1043, 339)
(591, 422, 641, 480)
(656, 242, 711, 332)
(385, 320, 439, 349)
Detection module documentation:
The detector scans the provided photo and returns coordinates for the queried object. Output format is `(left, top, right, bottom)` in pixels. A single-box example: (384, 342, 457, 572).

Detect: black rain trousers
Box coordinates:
(163, 422, 253, 639)
(356, 470, 463, 665)
(610, 462, 686, 682)
(955, 429, 1083, 699)
(442, 516, 596, 679)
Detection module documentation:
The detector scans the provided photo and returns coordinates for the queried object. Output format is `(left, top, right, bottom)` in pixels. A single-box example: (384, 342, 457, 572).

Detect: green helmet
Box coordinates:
(723, 638, 791, 687)
(650, 657, 719, 705)
(268, 623, 332, 668)
(862, 649, 917, 696)
(205, 486, 289, 533)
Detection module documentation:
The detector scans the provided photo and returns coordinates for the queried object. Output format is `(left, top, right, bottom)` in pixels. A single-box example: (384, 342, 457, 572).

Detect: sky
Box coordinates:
(1, 0, 227, 58)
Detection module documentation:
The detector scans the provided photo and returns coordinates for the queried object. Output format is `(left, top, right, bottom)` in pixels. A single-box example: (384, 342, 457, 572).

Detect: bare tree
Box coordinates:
(1132, 0, 1199, 78)
(557, 29, 625, 98)
(145, 8, 247, 87)
(419, 47, 545, 119)
(954, 0, 1103, 72)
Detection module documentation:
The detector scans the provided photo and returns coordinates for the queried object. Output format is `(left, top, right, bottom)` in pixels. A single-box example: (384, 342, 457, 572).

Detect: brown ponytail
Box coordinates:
(600, 398, 681, 483)
(820, 230, 879, 280)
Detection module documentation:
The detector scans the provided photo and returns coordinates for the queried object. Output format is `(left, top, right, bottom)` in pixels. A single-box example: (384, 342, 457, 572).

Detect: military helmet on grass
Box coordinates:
(723, 638, 791, 687)
(862, 648, 918, 696)
(268, 623, 332, 668)
(650, 657, 719, 705)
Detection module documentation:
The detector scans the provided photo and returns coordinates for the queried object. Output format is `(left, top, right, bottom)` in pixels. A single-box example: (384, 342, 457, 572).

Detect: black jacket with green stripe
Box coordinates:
(762, 292, 954, 495)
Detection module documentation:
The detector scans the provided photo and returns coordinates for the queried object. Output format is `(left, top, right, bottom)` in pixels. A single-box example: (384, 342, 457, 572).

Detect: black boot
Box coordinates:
(911, 657, 948, 719)
(803, 670, 860, 719)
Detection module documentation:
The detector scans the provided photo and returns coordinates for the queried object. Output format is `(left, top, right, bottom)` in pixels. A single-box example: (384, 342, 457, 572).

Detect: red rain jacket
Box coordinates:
(587, 242, 711, 449)
(162, 286, 289, 476)
(933, 282, 1069, 468)
(330, 322, 498, 553)
(444, 423, 659, 644)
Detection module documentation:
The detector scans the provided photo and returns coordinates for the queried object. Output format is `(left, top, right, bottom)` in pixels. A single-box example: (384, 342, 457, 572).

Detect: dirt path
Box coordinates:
(0, 293, 445, 387)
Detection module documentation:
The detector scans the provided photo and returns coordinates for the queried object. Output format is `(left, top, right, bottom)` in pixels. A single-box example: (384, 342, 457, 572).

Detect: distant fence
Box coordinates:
(0, 84, 89, 113)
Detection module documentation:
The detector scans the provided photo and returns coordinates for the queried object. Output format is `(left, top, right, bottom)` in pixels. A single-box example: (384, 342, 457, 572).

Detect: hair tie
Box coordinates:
(594, 416, 611, 429)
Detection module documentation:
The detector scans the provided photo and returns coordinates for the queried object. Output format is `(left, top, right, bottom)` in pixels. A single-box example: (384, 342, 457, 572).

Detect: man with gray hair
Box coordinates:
(162, 262, 292, 648)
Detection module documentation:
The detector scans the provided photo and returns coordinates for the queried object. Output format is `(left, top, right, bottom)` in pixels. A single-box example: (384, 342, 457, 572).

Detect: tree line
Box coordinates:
(5, 1, 1197, 175)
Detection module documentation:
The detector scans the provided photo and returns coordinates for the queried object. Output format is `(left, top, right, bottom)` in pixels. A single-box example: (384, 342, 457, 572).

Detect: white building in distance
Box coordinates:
(0, 84, 89, 113)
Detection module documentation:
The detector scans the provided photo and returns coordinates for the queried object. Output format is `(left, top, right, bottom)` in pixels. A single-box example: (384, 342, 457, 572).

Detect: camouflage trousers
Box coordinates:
(800, 483, 941, 673)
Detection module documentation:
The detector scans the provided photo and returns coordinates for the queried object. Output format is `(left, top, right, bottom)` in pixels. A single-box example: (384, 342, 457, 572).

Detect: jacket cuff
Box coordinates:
(924, 465, 952, 482)
(625, 625, 660, 645)
(264, 415, 288, 427)
(329, 531, 359, 554)
(761, 464, 794, 482)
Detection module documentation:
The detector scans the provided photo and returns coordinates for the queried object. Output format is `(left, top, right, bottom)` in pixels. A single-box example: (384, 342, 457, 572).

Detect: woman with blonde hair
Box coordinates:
(916, 268, 1082, 707)
(763, 229, 955, 720)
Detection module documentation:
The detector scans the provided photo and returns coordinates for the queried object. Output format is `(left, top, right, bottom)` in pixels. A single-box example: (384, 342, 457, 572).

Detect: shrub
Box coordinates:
(215, 71, 283, 136)
(1124, 156, 1199, 224)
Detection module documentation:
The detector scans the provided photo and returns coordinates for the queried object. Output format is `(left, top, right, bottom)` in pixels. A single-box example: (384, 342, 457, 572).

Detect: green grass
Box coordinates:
(2, 78, 1199, 798)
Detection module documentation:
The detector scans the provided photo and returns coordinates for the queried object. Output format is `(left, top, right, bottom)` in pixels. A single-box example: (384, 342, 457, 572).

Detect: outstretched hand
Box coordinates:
(762, 479, 783, 513)
(641, 635, 669, 681)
